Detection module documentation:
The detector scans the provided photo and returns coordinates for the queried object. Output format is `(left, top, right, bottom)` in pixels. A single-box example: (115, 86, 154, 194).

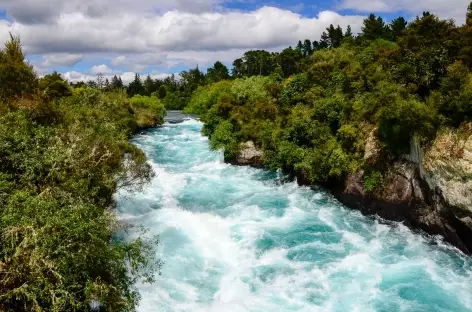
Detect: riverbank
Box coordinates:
(117, 119, 472, 311)
(0, 36, 165, 310)
(225, 130, 472, 255)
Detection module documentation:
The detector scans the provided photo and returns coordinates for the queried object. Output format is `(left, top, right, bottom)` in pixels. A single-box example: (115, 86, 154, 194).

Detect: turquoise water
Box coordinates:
(116, 120, 472, 312)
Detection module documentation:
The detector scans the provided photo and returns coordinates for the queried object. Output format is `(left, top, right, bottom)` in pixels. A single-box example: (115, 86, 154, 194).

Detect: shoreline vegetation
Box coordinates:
(0, 36, 165, 311)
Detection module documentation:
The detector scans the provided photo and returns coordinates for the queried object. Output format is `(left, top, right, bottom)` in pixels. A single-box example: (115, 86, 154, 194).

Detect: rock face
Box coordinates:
(226, 141, 264, 167)
(423, 124, 472, 215)
(334, 125, 472, 254)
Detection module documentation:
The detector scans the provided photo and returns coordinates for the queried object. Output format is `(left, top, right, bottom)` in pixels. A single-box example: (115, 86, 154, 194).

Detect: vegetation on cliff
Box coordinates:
(184, 6, 472, 192)
(0, 36, 164, 311)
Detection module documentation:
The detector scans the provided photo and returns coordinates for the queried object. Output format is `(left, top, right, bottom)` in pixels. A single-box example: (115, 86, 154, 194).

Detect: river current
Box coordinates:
(116, 117, 472, 312)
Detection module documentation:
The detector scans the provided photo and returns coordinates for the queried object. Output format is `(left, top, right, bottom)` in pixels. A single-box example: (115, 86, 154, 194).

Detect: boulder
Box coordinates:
(226, 141, 264, 167)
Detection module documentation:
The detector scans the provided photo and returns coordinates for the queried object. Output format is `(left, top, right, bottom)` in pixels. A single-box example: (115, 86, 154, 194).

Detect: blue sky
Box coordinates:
(0, 0, 469, 83)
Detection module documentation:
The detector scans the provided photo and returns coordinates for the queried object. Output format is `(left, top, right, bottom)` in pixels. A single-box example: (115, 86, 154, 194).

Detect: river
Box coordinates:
(116, 116, 472, 312)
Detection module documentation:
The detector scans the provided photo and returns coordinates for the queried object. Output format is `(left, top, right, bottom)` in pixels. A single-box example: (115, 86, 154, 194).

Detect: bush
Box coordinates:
(0, 36, 165, 311)
(130, 94, 166, 128)
(363, 170, 384, 193)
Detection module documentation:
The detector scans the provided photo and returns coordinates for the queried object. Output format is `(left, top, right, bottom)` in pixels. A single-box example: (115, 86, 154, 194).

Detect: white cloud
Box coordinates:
(0, 3, 368, 77)
(91, 64, 113, 74)
(1, 0, 224, 24)
(110, 53, 166, 72)
(110, 55, 127, 67)
(41, 54, 83, 67)
(339, 0, 470, 24)
(2, 7, 365, 55)
(29, 53, 83, 76)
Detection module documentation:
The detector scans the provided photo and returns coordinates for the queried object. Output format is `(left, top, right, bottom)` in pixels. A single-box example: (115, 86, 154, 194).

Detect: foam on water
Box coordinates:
(116, 120, 472, 312)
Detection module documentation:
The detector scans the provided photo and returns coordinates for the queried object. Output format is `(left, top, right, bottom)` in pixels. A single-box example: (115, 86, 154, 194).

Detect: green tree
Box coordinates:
(157, 85, 167, 99)
(96, 73, 105, 89)
(104, 78, 110, 91)
(467, 2, 472, 26)
(459, 3, 472, 67)
(144, 74, 158, 95)
(389, 17, 407, 40)
(303, 39, 313, 57)
(320, 31, 330, 49)
(232, 58, 245, 78)
(295, 40, 304, 55)
(207, 61, 230, 83)
(38, 71, 72, 100)
(111, 75, 124, 89)
(0, 34, 37, 102)
(278, 47, 301, 77)
(180, 66, 206, 94)
(242, 50, 274, 76)
(361, 14, 387, 41)
(345, 25, 353, 38)
(86, 80, 98, 88)
(396, 12, 457, 97)
(128, 73, 145, 96)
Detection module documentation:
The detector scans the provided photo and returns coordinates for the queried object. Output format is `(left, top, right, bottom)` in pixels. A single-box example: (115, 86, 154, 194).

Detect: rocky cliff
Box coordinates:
(332, 124, 472, 254)
(231, 124, 472, 254)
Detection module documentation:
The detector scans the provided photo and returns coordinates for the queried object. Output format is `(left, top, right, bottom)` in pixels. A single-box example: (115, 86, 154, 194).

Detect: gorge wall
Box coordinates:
(229, 124, 472, 254)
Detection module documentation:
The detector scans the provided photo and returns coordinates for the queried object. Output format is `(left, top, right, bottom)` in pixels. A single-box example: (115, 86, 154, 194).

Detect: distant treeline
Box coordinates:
(72, 13, 414, 110)
(182, 6, 472, 189)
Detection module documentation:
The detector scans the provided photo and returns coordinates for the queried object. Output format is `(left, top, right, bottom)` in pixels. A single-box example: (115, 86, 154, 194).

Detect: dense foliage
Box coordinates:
(0, 37, 164, 311)
(185, 6, 472, 189)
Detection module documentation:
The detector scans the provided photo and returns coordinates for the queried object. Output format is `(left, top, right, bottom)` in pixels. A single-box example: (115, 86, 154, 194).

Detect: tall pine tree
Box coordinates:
(361, 14, 387, 41)
(127, 73, 144, 96)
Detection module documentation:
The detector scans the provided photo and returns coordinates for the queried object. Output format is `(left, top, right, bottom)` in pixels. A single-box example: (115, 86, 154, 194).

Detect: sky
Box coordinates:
(0, 0, 470, 84)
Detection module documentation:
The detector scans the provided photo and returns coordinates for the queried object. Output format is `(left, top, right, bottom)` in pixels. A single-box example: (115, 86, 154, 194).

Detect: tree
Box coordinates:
(390, 17, 408, 40)
(232, 58, 245, 78)
(86, 80, 98, 88)
(162, 74, 178, 92)
(467, 2, 472, 26)
(38, 71, 72, 99)
(242, 50, 274, 76)
(207, 61, 230, 83)
(303, 39, 313, 57)
(111, 75, 124, 89)
(180, 66, 206, 94)
(144, 74, 158, 95)
(361, 14, 387, 41)
(0, 34, 37, 101)
(70, 81, 86, 88)
(278, 47, 301, 77)
(96, 73, 105, 89)
(157, 85, 167, 99)
(459, 3, 472, 67)
(295, 40, 304, 56)
(127, 73, 145, 96)
(345, 25, 353, 38)
(396, 12, 458, 97)
(320, 32, 330, 49)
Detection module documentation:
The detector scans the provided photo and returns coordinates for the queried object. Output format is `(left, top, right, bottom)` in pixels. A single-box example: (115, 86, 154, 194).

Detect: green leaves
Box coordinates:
(0, 35, 37, 102)
(0, 61, 164, 310)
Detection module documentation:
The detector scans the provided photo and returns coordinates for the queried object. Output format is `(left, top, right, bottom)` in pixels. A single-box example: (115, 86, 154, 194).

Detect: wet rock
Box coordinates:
(227, 141, 264, 167)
